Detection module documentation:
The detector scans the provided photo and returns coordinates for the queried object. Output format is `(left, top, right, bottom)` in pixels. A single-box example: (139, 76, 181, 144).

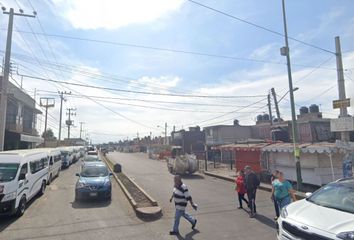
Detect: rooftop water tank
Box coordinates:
(299, 106, 309, 115)
(309, 104, 319, 113)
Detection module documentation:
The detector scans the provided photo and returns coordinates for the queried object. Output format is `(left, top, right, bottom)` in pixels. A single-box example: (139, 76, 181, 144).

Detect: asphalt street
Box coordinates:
(0, 160, 174, 240)
(108, 152, 278, 240)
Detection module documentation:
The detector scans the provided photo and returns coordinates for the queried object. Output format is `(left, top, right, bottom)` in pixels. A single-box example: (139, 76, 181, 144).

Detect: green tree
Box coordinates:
(42, 129, 56, 140)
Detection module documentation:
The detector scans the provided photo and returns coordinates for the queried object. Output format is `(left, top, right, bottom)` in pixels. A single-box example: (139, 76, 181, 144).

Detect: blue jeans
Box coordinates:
(276, 195, 291, 212)
(173, 209, 195, 232)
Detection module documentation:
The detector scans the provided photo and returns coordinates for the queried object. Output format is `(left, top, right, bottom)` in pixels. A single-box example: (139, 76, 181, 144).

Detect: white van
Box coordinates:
(32, 148, 62, 185)
(0, 150, 48, 217)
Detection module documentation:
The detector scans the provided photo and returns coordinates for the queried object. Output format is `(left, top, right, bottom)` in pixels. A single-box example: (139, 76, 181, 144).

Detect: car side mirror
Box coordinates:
(75, 173, 80, 177)
(109, 172, 113, 177)
(305, 192, 312, 198)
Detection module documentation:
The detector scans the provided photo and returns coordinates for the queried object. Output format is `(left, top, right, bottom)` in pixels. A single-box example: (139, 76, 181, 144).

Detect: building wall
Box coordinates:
(205, 125, 252, 145)
(266, 151, 344, 186)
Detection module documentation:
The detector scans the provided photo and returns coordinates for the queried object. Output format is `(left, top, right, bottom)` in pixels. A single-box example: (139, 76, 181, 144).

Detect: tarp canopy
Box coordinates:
(262, 142, 340, 154)
(215, 143, 271, 152)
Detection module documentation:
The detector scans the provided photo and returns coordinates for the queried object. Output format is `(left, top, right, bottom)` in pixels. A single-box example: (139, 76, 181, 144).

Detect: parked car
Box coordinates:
(59, 148, 71, 168)
(81, 155, 101, 168)
(277, 177, 354, 240)
(0, 149, 48, 217)
(75, 163, 113, 201)
(32, 148, 62, 185)
(87, 150, 98, 156)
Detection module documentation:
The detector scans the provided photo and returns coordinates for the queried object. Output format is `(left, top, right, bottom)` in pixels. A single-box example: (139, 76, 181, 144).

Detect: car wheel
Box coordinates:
(16, 196, 26, 217)
(39, 181, 46, 196)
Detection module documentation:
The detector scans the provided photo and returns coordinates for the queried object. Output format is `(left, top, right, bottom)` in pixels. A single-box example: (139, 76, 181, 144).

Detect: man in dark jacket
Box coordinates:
(244, 165, 260, 218)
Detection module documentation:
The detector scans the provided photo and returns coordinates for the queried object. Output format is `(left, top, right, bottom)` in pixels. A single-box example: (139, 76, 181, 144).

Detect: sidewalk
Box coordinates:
(203, 169, 306, 199)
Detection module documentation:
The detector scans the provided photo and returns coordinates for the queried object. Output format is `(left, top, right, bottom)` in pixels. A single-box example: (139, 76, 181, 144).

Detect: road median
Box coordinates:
(101, 153, 162, 219)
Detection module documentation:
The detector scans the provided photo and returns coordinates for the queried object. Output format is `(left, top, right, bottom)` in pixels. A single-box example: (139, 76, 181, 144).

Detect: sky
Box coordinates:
(0, 0, 353, 143)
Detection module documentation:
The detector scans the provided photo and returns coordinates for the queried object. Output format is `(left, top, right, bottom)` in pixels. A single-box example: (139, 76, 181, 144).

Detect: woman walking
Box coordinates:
(235, 170, 249, 209)
(271, 170, 280, 220)
(271, 171, 296, 212)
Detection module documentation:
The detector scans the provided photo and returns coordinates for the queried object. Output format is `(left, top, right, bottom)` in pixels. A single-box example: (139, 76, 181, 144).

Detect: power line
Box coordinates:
(18, 73, 267, 99)
(186, 0, 335, 55)
(35, 89, 265, 108)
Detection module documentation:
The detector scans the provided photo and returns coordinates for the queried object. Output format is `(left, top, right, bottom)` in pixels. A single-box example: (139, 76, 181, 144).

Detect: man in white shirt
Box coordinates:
(169, 175, 197, 235)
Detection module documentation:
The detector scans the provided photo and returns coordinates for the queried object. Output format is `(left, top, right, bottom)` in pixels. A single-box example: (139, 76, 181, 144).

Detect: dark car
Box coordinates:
(75, 163, 113, 201)
(81, 155, 101, 168)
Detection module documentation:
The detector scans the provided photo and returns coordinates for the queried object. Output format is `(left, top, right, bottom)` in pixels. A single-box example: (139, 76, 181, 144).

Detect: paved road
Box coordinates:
(0, 160, 173, 240)
(108, 152, 277, 240)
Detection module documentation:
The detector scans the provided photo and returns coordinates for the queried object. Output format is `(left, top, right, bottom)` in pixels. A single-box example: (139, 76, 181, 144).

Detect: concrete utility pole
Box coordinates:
(165, 122, 167, 145)
(281, 0, 302, 190)
(335, 36, 350, 142)
(66, 108, 76, 139)
(271, 88, 281, 121)
(79, 122, 85, 139)
(0, 8, 36, 151)
(267, 93, 273, 125)
(58, 91, 71, 141)
(40, 97, 55, 134)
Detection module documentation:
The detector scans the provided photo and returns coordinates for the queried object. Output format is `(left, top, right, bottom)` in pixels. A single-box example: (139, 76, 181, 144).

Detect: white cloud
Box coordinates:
(52, 0, 185, 30)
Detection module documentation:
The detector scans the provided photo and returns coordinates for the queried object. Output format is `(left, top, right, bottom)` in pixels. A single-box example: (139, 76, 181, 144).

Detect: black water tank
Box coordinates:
(233, 119, 239, 125)
(257, 115, 263, 121)
(271, 128, 289, 142)
(309, 104, 319, 113)
(263, 114, 270, 121)
(300, 106, 309, 115)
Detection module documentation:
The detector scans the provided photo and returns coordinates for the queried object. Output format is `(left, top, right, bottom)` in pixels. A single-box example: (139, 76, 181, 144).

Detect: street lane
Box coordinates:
(108, 152, 277, 240)
(0, 160, 172, 240)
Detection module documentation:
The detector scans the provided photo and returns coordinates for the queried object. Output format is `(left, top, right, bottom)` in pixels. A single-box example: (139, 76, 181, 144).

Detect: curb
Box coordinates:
(101, 153, 162, 218)
(203, 170, 306, 199)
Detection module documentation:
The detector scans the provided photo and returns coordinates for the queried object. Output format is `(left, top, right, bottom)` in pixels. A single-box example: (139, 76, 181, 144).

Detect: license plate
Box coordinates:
(89, 192, 97, 197)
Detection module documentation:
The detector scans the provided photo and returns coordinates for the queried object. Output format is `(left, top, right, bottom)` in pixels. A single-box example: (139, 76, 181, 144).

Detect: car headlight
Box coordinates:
(337, 232, 354, 240)
(280, 206, 288, 219)
(76, 182, 86, 189)
(3, 191, 17, 201)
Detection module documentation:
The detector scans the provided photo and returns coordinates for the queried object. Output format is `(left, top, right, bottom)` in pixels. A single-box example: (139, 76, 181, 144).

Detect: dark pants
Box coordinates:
(273, 194, 280, 217)
(247, 189, 257, 214)
(237, 192, 249, 207)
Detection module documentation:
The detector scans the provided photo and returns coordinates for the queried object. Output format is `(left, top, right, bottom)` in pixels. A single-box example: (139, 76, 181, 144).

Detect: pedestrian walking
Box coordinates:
(271, 171, 296, 212)
(271, 170, 280, 220)
(169, 175, 197, 235)
(235, 170, 249, 209)
(244, 165, 260, 218)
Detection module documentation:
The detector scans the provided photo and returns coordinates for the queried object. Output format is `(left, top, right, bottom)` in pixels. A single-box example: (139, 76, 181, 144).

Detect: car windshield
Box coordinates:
(80, 166, 109, 177)
(307, 183, 354, 214)
(83, 156, 100, 162)
(0, 163, 20, 182)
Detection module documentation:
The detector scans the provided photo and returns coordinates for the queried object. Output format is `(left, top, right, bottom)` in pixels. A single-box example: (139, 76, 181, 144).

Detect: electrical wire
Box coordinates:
(186, 0, 335, 55)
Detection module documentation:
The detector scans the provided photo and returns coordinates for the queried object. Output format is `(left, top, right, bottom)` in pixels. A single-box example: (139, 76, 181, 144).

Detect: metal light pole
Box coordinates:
(281, 0, 302, 190)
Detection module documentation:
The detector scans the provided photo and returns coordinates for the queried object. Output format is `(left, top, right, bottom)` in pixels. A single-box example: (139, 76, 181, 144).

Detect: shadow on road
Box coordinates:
(0, 194, 38, 232)
(254, 214, 276, 229)
(71, 199, 111, 209)
(181, 174, 205, 180)
(176, 229, 200, 240)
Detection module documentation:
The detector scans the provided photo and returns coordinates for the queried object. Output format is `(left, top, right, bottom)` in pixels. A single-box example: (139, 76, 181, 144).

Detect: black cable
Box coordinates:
(19, 73, 267, 99)
(186, 0, 335, 55)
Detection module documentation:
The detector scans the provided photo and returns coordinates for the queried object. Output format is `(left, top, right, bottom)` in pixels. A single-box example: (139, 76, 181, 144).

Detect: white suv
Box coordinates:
(277, 178, 354, 240)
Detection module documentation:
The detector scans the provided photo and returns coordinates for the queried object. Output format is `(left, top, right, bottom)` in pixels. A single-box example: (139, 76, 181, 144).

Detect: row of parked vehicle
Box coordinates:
(0, 146, 86, 217)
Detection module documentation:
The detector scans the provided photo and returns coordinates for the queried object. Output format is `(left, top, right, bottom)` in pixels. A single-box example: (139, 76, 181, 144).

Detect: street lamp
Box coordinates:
(281, 0, 302, 190)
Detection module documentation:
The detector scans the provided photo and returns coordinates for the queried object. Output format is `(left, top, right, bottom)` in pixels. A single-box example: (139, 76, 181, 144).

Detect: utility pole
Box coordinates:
(281, 0, 302, 190)
(66, 108, 76, 139)
(0, 8, 36, 151)
(165, 122, 167, 145)
(39, 97, 55, 134)
(267, 93, 273, 125)
(58, 91, 71, 141)
(79, 122, 85, 139)
(335, 36, 350, 142)
(271, 88, 281, 121)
